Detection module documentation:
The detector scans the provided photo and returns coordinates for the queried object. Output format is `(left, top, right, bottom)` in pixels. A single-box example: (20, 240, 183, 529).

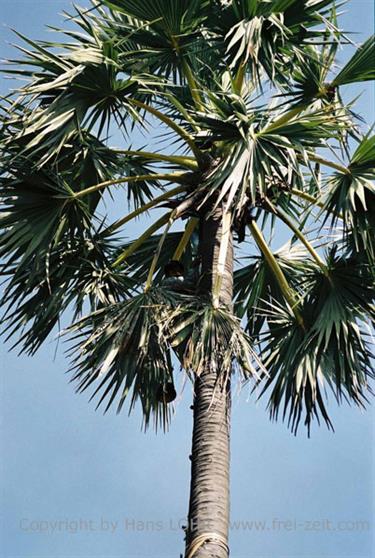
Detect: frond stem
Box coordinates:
(170, 34, 204, 112)
(291, 188, 325, 209)
(112, 212, 172, 268)
(144, 212, 177, 291)
(248, 221, 305, 329)
(103, 184, 188, 236)
(114, 149, 198, 170)
(233, 63, 246, 94)
(181, 58, 204, 112)
(291, 189, 343, 219)
(173, 217, 199, 261)
(73, 172, 189, 199)
(265, 200, 328, 274)
(164, 92, 200, 131)
(304, 153, 349, 175)
(129, 99, 202, 159)
(261, 107, 304, 134)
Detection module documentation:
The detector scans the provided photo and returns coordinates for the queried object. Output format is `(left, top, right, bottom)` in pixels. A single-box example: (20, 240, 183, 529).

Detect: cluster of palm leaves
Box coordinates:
(0, 0, 374, 433)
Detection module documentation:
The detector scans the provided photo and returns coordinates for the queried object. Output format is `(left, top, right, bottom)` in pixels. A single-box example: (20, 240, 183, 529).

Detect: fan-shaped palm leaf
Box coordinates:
(286, 35, 375, 107)
(258, 249, 374, 435)
(168, 301, 264, 381)
(1, 234, 131, 355)
(234, 242, 313, 335)
(332, 35, 375, 86)
(323, 134, 375, 261)
(223, 0, 338, 83)
(193, 92, 348, 222)
(67, 287, 180, 429)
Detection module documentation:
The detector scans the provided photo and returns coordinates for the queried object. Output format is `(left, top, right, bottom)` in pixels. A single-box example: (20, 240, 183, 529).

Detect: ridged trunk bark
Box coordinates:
(184, 205, 233, 558)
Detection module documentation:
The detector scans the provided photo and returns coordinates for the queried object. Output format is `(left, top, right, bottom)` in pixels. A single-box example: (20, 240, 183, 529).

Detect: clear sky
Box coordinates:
(0, 2, 374, 558)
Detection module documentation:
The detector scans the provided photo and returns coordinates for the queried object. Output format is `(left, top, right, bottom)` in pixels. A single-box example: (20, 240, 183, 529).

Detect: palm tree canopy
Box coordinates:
(1, 0, 374, 433)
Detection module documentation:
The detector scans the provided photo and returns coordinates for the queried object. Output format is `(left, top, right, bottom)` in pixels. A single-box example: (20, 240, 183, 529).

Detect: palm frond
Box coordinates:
(234, 242, 313, 336)
(102, 0, 207, 34)
(223, 0, 339, 85)
(117, 230, 198, 285)
(332, 35, 375, 86)
(168, 301, 264, 382)
(67, 287, 180, 430)
(193, 94, 348, 222)
(0, 234, 131, 355)
(3, 29, 155, 160)
(99, 0, 210, 81)
(322, 134, 375, 261)
(0, 162, 91, 268)
(258, 249, 374, 435)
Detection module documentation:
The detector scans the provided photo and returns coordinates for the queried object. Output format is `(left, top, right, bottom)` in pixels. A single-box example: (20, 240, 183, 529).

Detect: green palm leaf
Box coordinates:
(1, 234, 131, 355)
(168, 301, 264, 381)
(224, 0, 339, 83)
(234, 242, 311, 336)
(332, 35, 375, 86)
(67, 287, 180, 430)
(4, 31, 148, 160)
(193, 92, 348, 222)
(323, 134, 375, 261)
(102, 0, 207, 33)
(0, 164, 91, 266)
(258, 250, 374, 435)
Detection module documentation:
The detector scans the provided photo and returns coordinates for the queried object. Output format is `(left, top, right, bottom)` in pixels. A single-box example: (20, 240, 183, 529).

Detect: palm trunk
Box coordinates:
(184, 204, 233, 558)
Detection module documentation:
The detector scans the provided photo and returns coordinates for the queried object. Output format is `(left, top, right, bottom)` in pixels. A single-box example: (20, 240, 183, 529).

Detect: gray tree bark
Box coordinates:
(184, 204, 233, 558)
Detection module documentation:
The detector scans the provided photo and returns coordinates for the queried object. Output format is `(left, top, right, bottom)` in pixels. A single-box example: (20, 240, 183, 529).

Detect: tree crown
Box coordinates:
(1, 0, 374, 433)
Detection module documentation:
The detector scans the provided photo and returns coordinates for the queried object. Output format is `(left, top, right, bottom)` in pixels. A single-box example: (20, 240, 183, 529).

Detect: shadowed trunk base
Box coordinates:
(185, 372, 231, 558)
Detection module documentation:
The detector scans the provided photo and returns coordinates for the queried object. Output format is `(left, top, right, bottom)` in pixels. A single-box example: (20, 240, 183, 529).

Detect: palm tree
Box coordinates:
(1, 1, 374, 556)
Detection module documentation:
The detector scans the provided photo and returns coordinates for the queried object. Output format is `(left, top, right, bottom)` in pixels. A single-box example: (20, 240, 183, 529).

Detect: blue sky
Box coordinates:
(0, 2, 374, 557)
